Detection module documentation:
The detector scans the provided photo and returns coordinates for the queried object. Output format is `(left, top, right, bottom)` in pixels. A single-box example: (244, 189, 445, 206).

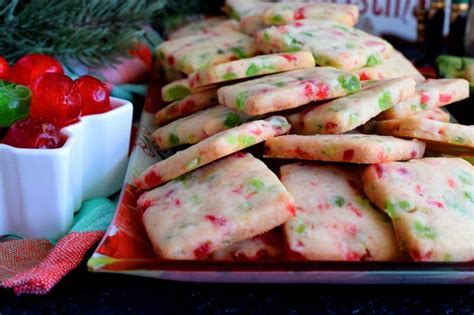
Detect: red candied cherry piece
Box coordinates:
(2, 116, 61, 149)
(75, 75, 111, 115)
(0, 56, 10, 80)
(9, 54, 64, 86)
(30, 73, 82, 128)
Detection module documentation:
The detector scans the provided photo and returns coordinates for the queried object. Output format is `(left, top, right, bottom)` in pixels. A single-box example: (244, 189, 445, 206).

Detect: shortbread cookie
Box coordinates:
(378, 79, 469, 120)
(257, 20, 394, 71)
(362, 158, 474, 261)
(168, 17, 239, 39)
(354, 51, 425, 82)
(210, 229, 283, 261)
(300, 78, 416, 134)
(138, 153, 295, 260)
(188, 51, 315, 89)
(224, 0, 271, 35)
(362, 108, 450, 135)
(281, 163, 399, 261)
(264, 134, 425, 163)
(262, 3, 358, 27)
(157, 31, 259, 74)
(135, 116, 290, 190)
(378, 118, 474, 154)
(155, 89, 218, 127)
(153, 105, 251, 150)
(218, 67, 360, 115)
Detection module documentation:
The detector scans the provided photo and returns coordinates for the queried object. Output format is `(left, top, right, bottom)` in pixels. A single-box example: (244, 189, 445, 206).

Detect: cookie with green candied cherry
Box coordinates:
(354, 51, 425, 82)
(135, 116, 290, 190)
(218, 67, 360, 116)
(377, 79, 469, 120)
(168, 17, 239, 40)
(256, 19, 393, 71)
(362, 158, 474, 261)
(161, 79, 215, 102)
(281, 163, 399, 261)
(299, 78, 416, 134)
(153, 105, 251, 150)
(155, 89, 218, 127)
(138, 152, 295, 260)
(188, 51, 315, 89)
(157, 31, 259, 74)
(264, 134, 425, 164)
(262, 2, 358, 27)
(377, 118, 474, 156)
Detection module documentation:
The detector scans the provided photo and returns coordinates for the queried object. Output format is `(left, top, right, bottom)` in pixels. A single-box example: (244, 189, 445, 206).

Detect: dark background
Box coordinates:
(0, 254, 473, 315)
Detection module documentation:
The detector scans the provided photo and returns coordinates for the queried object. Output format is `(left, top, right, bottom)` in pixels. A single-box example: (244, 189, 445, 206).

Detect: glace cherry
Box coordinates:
(10, 54, 64, 86)
(75, 75, 111, 115)
(2, 116, 61, 149)
(0, 56, 10, 80)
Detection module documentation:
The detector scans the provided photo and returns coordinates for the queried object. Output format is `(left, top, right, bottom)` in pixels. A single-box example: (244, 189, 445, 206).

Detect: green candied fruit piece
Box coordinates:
(332, 24, 350, 33)
(263, 31, 271, 44)
(250, 178, 264, 190)
(245, 63, 260, 76)
(0, 81, 31, 127)
(186, 157, 200, 170)
(338, 75, 360, 94)
(229, 47, 248, 59)
(283, 35, 303, 52)
(378, 91, 392, 111)
(192, 194, 202, 205)
(450, 136, 465, 144)
(271, 14, 284, 23)
(465, 191, 474, 203)
(349, 113, 359, 125)
(459, 172, 473, 185)
(158, 50, 165, 61)
(295, 223, 306, 234)
(272, 81, 286, 87)
(335, 196, 346, 207)
(224, 112, 242, 128)
(238, 135, 256, 147)
(235, 91, 249, 110)
(166, 85, 190, 101)
(420, 103, 429, 110)
(226, 134, 238, 145)
(413, 220, 437, 240)
(223, 72, 238, 81)
(366, 54, 383, 66)
(410, 104, 418, 111)
(398, 200, 412, 211)
(443, 253, 454, 261)
(384, 201, 398, 219)
(168, 133, 180, 146)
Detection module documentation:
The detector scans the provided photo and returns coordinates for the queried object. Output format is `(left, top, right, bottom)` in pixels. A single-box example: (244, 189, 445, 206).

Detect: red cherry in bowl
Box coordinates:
(0, 56, 10, 80)
(75, 75, 111, 115)
(9, 54, 64, 86)
(30, 73, 82, 128)
(2, 116, 62, 149)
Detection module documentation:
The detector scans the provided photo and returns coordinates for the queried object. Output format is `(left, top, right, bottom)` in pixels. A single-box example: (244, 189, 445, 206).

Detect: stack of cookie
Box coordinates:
(135, 1, 474, 262)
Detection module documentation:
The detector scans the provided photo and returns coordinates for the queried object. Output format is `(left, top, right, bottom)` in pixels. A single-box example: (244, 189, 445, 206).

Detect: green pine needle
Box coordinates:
(0, 0, 166, 67)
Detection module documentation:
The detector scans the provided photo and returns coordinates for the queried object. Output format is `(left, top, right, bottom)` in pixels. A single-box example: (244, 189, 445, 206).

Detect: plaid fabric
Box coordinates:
(0, 198, 115, 295)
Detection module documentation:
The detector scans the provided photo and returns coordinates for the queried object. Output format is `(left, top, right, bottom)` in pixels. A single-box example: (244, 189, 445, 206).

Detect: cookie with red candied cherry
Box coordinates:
(280, 163, 399, 261)
(354, 51, 425, 82)
(157, 31, 259, 74)
(135, 116, 290, 190)
(256, 20, 393, 71)
(155, 89, 218, 127)
(138, 152, 295, 260)
(362, 158, 474, 261)
(376, 118, 474, 156)
(264, 134, 425, 164)
(262, 2, 358, 27)
(168, 17, 239, 40)
(210, 229, 283, 261)
(377, 79, 469, 120)
(153, 105, 251, 150)
(218, 67, 360, 116)
(298, 78, 416, 134)
(188, 51, 315, 89)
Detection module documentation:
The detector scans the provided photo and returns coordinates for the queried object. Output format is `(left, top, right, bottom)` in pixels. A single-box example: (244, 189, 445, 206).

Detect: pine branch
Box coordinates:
(0, 0, 166, 67)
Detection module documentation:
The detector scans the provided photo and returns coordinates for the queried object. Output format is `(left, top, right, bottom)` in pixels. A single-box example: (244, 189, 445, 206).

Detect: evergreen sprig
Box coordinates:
(0, 0, 166, 67)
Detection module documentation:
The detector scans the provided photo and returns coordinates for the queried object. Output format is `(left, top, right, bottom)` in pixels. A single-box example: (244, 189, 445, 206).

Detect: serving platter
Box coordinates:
(87, 70, 474, 284)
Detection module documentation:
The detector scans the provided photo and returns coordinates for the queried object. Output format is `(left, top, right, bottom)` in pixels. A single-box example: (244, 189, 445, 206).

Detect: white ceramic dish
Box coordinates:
(0, 97, 133, 239)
